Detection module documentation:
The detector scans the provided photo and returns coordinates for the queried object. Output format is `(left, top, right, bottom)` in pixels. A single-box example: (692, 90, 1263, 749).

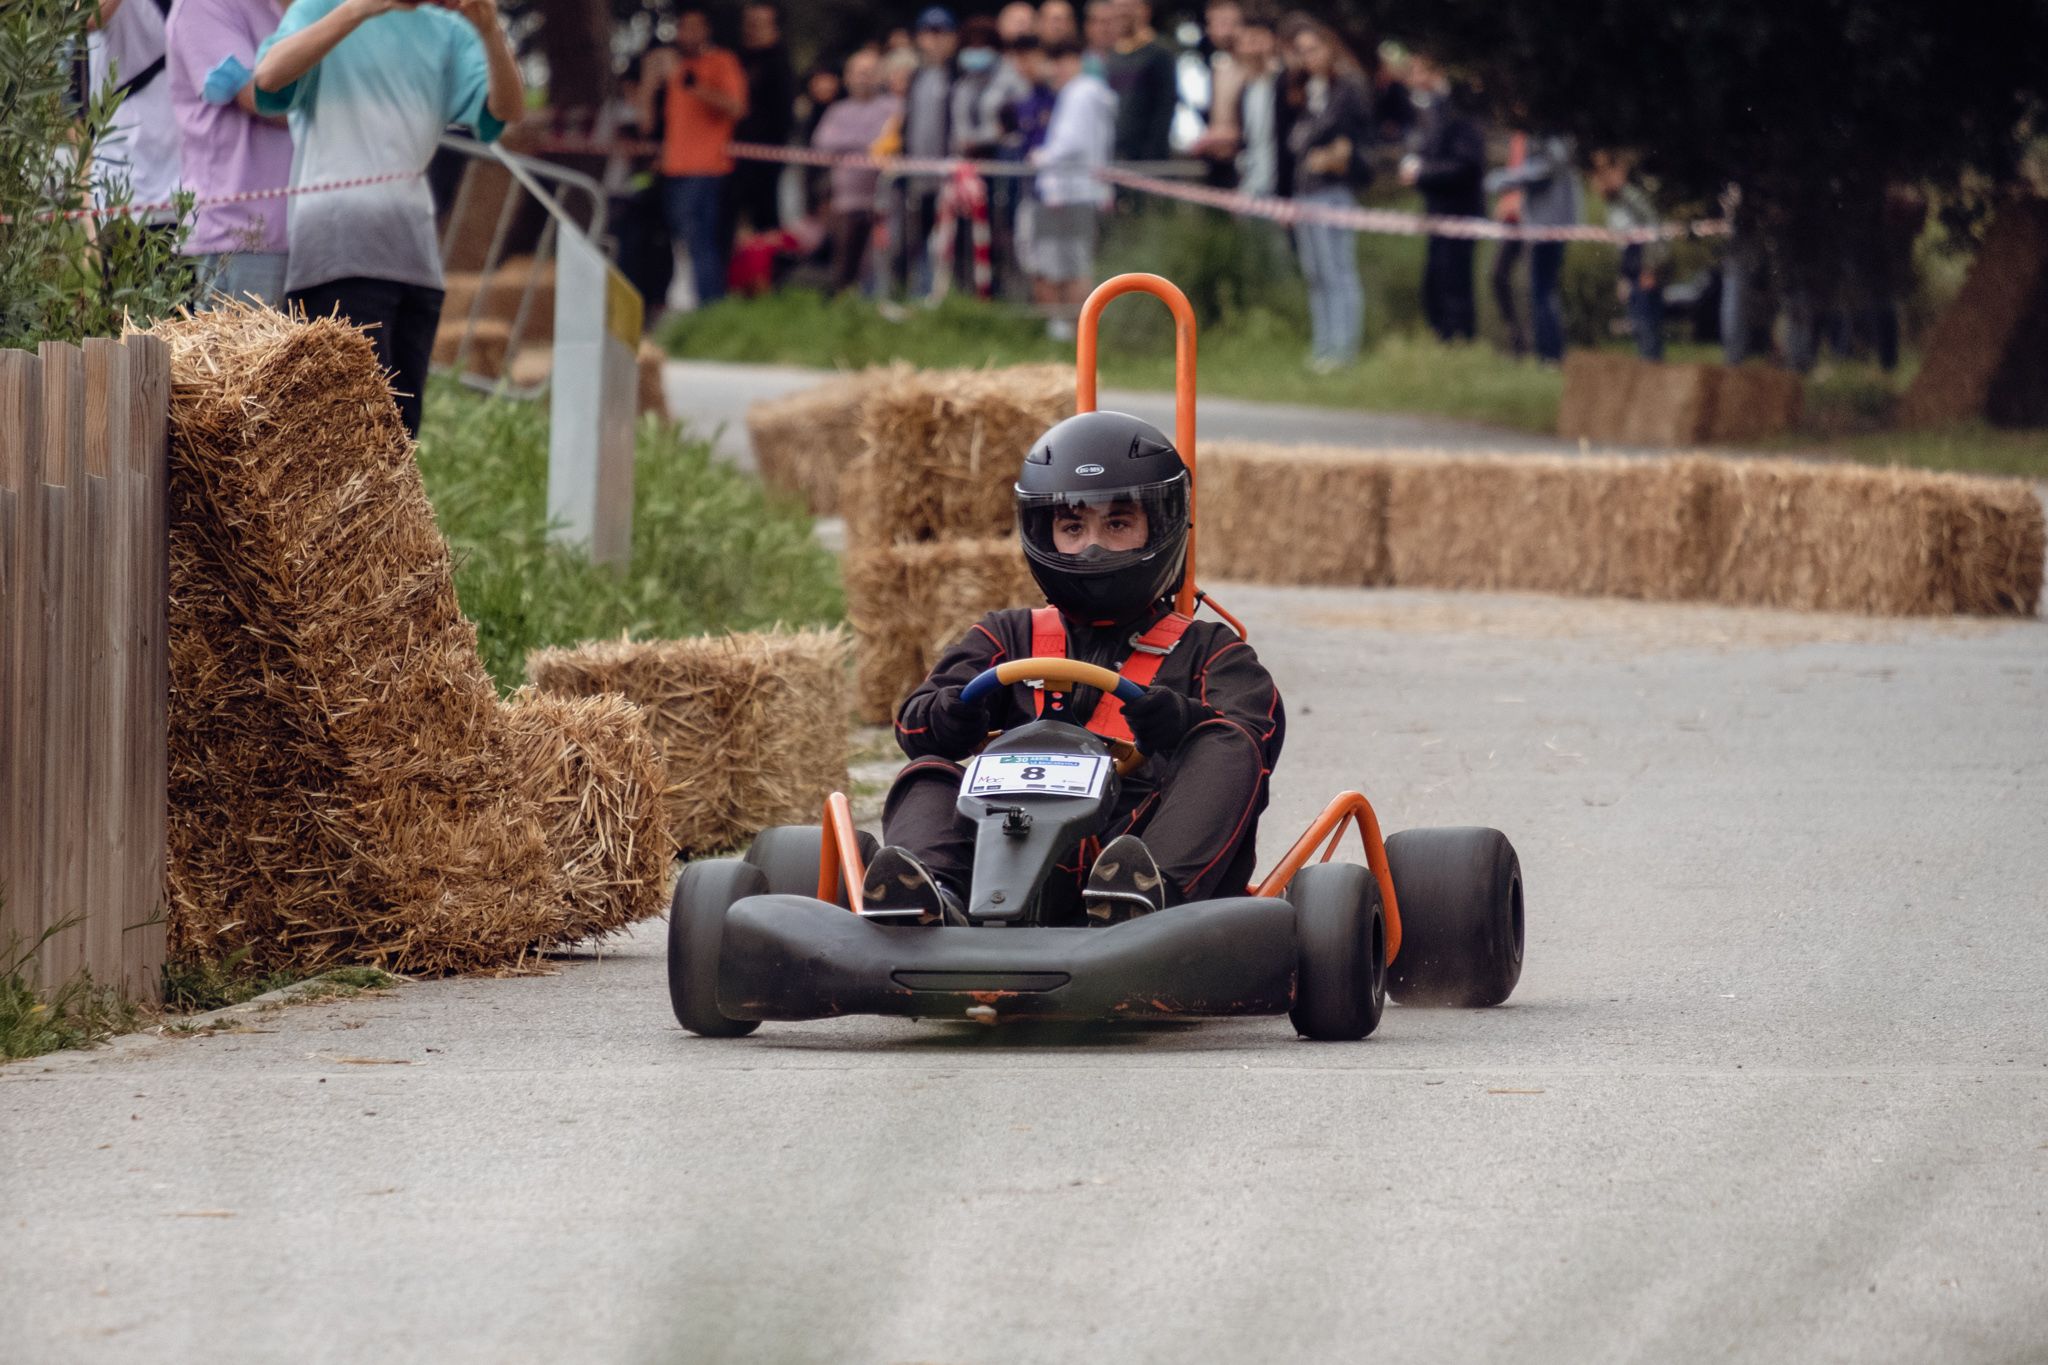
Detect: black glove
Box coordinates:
(928, 684, 995, 753)
(1119, 687, 1201, 755)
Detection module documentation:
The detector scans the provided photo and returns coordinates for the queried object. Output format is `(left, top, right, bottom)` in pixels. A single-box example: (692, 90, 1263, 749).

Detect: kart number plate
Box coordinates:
(963, 752, 1110, 799)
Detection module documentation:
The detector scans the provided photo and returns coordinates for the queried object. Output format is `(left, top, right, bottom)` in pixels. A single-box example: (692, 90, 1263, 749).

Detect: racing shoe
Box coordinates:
(861, 846, 960, 926)
(1085, 835, 1168, 924)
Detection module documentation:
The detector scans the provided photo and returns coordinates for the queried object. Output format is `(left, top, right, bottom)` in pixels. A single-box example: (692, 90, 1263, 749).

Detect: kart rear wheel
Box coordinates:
(668, 859, 769, 1037)
(745, 825, 881, 906)
(1384, 827, 1523, 1007)
(1287, 861, 1386, 1041)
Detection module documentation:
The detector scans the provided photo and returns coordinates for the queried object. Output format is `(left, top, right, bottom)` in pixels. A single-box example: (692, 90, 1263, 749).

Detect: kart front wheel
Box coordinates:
(668, 859, 769, 1037)
(1287, 861, 1386, 1041)
(745, 824, 880, 905)
(1384, 827, 1523, 1007)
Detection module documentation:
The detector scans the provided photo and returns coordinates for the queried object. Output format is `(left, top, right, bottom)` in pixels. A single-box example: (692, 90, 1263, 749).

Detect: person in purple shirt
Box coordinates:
(810, 50, 901, 295)
(167, 0, 295, 305)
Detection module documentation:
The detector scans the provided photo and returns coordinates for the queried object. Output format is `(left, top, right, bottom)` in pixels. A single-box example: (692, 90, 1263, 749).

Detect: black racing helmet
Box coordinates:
(1015, 410, 1190, 625)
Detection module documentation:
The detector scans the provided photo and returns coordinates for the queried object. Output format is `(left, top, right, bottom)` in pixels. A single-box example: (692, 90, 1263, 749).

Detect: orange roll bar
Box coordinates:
(816, 790, 869, 913)
(1075, 274, 1200, 619)
(1254, 791, 1403, 962)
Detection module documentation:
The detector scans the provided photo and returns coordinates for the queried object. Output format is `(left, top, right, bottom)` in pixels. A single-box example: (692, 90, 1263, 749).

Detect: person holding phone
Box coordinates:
(640, 8, 748, 309)
(254, 0, 524, 438)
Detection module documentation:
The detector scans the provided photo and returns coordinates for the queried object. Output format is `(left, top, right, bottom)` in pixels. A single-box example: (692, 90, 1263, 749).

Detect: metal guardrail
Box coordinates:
(433, 135, 610, 398)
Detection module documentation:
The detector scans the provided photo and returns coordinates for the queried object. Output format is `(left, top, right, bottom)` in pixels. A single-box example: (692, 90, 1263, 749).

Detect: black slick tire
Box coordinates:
(744, 825, 882, 905)
(668, 859, 768, 1037)
(1287, 861, 1386, 1041)
(1383, 827, 1524, 1008)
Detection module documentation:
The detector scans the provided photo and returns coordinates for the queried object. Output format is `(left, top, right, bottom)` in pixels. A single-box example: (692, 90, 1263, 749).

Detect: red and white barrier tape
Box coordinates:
(0, 167, 424, 226)
(540, 136, 1724, 246)
(926, 162, 993, 301)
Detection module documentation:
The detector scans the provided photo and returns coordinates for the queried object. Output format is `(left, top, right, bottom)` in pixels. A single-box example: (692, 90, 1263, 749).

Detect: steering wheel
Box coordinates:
(960, 657, 1151, 775)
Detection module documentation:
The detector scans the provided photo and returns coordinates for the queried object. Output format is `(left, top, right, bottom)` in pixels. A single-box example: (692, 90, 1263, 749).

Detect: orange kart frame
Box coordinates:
(816, 273, 1401, 958)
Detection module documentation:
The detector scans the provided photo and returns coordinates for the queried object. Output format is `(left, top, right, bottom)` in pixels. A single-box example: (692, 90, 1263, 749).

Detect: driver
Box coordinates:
(864, 410, 1286, 925)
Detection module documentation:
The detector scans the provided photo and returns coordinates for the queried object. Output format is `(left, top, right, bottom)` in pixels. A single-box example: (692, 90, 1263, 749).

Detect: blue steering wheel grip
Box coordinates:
(960, 665, 1146, 707)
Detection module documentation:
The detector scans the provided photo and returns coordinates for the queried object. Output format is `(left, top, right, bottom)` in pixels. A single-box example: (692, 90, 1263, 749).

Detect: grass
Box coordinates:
(1, 922, 144, 1061)
(160, 952, 401, 1014)
(415, 380, 845, 689)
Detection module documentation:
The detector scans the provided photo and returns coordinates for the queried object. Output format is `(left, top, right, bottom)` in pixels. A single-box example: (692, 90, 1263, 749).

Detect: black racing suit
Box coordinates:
(883, 603, 1286, 923)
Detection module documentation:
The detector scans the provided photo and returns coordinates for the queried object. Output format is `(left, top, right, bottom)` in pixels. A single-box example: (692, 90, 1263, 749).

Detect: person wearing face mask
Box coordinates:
(949, 15, 1005, 156)
(864, 410, 1285, 928)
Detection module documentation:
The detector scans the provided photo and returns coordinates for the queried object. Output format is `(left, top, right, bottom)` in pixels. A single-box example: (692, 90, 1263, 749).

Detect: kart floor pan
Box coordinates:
(719, 895, 1300, 1023)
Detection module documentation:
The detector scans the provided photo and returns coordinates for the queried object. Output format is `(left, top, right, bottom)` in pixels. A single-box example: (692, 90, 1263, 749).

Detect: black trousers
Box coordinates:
(881, 723, 1269, 924)
(1423, 235, 1478, 342)
(1490, 238, 1526, 356)
(827, 209, 873, 294)
(728, 160, 783, 236)
(288, 276, 444, 438)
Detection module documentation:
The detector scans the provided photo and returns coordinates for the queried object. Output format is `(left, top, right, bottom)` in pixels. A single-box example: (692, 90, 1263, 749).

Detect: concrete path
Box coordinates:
(662, 358, 1579, 471)
(7, 585, 2045, 1364)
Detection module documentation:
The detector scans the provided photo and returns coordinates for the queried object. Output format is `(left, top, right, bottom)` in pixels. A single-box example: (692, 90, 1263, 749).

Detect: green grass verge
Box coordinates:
(415, 380, 845, 690)
(1, 923, 144, 1061)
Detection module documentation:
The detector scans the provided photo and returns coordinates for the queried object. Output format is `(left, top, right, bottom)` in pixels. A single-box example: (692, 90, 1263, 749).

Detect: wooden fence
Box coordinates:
(0, 337, 170, 1000)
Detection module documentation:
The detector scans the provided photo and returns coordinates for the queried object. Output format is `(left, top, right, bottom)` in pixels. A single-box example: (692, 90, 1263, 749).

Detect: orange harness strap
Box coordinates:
(1028, 607, 1193, 745)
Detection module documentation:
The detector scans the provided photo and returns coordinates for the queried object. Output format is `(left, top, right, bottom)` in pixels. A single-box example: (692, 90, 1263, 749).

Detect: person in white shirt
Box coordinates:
(1028, 38, 1116, 339)
(88, 0, 185, 224)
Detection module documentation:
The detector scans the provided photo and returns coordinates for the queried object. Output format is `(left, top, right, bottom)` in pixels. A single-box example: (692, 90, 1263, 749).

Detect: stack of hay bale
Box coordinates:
(1557, 350, 1805, 445)
(153, 306, 672, 976)
(526, 631, 852, 858)
(837, 365, 1071, 722)
(1197, 440, 2044, 616)
(746, 365, 907, 514)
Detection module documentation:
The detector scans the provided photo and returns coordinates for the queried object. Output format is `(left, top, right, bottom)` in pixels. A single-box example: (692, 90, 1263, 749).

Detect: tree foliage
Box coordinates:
(0, 0, 198, 350)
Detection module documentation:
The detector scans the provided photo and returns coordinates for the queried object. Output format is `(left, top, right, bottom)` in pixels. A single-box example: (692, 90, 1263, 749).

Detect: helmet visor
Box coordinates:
(1015, 474, 1189, 575)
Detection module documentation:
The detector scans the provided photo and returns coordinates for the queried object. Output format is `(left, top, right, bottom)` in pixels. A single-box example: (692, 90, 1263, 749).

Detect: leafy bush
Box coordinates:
(414, 382, 845, 689)
(0, 0, 198, 349)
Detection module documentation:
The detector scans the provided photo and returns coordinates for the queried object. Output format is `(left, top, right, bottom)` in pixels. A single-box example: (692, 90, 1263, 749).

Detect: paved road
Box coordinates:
(661, 359, 1581, 470)
(7, 584, 2045, 1364)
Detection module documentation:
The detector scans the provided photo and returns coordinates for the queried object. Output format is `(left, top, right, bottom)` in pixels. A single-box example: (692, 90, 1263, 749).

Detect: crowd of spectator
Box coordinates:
(90, 0, 1916, 443)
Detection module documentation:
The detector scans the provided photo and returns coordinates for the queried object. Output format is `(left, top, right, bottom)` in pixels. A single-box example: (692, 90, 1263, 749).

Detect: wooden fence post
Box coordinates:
(0, 350, 41, 971)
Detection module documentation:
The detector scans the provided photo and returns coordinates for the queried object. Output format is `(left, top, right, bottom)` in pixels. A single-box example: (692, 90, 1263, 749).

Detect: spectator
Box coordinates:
(811, 50, 900, 294)
(897, 6, 957, 294)
(1591, 151, 1666, 360)
(1106, 0, 1175, 163)
(1038, 0, 1078, 48)
(1191, 0, 1241, 183)
(1082, 0, 1118, 80)
(1369, 40, 1415, 145)
(1029, 38, 1116, 339)
(88, 0, 184, 228)
(1487, 132, 1529, 357)
(1398, 54, 1484, 342)
(612, 48, 676, 314)
(996, 2, 1039, 45)
(254, 0, 524, 439)
(793, 62, 842, 218)
(1283, 18, 1370, 371)
(640, 8, 748, 311)
(167, 0, 292, 305)
(731, 1, 794, 235)
(950, 16, 1005, 157)
(1485, 132, 1580, 363)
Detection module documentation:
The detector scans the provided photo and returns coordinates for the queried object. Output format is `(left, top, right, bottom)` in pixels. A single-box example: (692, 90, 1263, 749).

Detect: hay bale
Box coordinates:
(431, 318, 512, 380)
(526, 630, 852, 857)
(745, 368, 899, 515)
(439, 255, 557, 339)
(500, 689, 673, 941)
(1620, 362, 1717, 446)
(1384, 452, 1720, 601)
(847, 364, 1073, 544)
(842, 539, 1043, 723)
(1200, 442, 1391, 585)
(1703, 365, 1804, 444)
(1700, 459, 2045, 615)
(1557, 350, 1641, 444)
(151, 305, 653, 975)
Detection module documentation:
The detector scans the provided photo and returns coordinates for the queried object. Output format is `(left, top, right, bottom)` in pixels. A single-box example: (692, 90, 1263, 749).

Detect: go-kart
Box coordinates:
(668, 274, 1524, 1042)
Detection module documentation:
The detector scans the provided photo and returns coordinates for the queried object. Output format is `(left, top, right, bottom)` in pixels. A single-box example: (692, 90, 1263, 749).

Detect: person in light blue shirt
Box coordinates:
(254, 0, 523, 437)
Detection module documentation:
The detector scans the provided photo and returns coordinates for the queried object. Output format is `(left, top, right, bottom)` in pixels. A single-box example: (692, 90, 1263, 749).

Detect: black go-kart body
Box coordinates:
(667, 718, 1524, 1042)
